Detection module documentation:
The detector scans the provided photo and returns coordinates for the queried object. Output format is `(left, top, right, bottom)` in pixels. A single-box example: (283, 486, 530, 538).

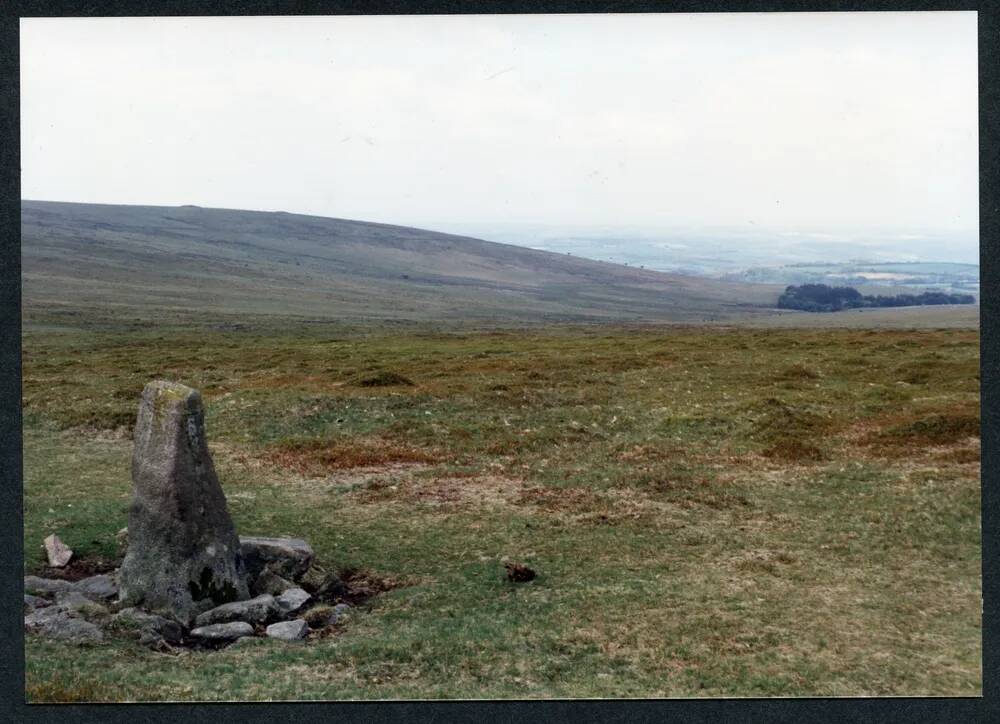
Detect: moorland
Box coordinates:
(20, 203, 981, 700)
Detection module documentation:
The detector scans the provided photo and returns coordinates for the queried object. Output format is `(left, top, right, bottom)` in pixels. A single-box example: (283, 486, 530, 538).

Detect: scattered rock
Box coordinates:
(189, 621, 254, 641)
(240, 536, 314, 581)
(24, 575, 73, 597)
(119, 381, 249, 625)
(111, 608, 183, 644)
(504, 561, 536, 583)
(24, 606, 103, 644)
(43, 534, 73, 568)
(276, 587, 311, 615)
(194, 594, 279, 627)
(23, 594, 51, 612)
(265, 619, 309, 641)
(72, 574, 118, 601)
(251, 568, 297, 596)
(54, 591, 109, 619)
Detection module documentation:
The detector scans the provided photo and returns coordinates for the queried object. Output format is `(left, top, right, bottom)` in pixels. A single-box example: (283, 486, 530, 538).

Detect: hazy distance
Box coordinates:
(21, 12, 978, 263)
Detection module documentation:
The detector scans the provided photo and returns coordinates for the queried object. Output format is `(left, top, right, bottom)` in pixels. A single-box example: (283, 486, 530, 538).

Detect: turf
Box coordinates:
(21, 322, 981, 700)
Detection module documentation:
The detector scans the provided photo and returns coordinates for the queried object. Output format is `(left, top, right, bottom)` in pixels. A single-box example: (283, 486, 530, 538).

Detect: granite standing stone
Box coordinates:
(118, 381, 249, 625)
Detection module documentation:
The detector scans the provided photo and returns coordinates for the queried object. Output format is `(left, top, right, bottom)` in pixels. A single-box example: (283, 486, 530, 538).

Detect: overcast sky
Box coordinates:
(20, 12, 978, 235)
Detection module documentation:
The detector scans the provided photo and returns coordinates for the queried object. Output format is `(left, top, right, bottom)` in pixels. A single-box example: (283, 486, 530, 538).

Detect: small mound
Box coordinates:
(776, 364, 820, 381)
(749, 397, 833, 439)
(886, 413, 979, 445)
(354, 371, 415, 388)
(762, 438, 826, 462)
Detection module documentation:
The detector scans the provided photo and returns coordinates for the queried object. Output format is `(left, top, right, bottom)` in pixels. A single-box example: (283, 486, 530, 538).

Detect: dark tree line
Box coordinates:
(777, 283, 975, 313)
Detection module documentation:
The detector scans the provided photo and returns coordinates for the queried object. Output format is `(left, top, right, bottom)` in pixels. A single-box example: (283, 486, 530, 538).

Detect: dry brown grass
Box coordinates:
(262, 437, 441, 474)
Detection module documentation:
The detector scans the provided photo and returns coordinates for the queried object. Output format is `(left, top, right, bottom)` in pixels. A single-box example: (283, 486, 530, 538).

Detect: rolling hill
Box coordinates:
(21, 201, 784, 327)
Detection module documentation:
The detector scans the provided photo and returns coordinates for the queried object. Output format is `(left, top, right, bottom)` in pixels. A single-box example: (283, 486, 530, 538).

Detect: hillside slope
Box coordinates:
(22, 200, 782, 326)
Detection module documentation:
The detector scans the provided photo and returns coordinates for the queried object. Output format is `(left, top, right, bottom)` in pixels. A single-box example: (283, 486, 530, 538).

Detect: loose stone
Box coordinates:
(23, 594, 51, 611)
(240, 536, 314, 580)
(194, 594, 279, 627)
(24, 606, 103, 644)
(43, 534, 73, 567)
(276, 587, 311, 615)
(112, 607, 183, 644)
(189, 621, 254, 641)
(54, 591, 110, 619)
(265, 619, 309, 641)
(24, 576, 73, 597)
(251, 569, 297, 596)
(72, 574, 119, 600)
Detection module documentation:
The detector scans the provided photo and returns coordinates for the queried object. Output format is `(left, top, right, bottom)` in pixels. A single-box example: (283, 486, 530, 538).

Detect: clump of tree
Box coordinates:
(777, 283, 975, 312)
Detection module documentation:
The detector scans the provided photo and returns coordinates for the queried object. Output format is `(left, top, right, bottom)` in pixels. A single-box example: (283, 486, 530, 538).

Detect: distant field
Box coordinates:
(743, 305, 979, 329)
(22, 322, 981, 700)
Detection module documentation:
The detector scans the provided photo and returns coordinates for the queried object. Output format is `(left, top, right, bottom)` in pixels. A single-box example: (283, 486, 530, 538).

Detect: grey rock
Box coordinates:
(23, 594, 51, 611)
(190, 621, 254, 640)
(195, 594, 279, 627)
(333, 603, 352, 616)
(24, 575, 72, 596)
(251, 568, 297, 596)
(72, 574, 118, 600)
(118, 381, 249, 625)
(276, 587, 311, 615)
(43, 534, 73, 567)
(265, 619, 309, 641)
(24, 606, 103, 644)
(112, 607, 183, 644)
(240, 536, 314, 580)
(54, 591, 109, 619)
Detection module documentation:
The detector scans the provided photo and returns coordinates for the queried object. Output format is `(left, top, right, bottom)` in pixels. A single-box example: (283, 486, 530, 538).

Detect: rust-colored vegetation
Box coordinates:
(263, 437, 440, 474)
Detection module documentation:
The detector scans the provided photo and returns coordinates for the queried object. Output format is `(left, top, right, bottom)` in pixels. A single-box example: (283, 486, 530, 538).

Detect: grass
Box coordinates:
(21, 322, 981, 700)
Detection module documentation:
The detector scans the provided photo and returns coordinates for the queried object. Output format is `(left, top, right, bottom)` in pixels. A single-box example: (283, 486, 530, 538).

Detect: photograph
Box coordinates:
(18, 10, 981, 701)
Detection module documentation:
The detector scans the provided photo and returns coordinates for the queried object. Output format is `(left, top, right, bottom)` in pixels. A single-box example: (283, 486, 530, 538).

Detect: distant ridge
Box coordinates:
(21, 200, 781, 326)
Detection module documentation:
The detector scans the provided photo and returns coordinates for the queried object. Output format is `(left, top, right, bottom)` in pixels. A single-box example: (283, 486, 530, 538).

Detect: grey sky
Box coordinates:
(21, 12, 978, 235)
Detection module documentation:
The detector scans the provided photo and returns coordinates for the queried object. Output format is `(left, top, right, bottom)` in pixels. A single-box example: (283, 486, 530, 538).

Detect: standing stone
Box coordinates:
(118, 381, 249, 625)
(43, 534, 73, 567)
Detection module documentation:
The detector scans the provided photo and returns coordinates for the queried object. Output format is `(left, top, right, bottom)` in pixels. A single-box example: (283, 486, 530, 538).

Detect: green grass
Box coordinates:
(22, 322, 981, 700)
